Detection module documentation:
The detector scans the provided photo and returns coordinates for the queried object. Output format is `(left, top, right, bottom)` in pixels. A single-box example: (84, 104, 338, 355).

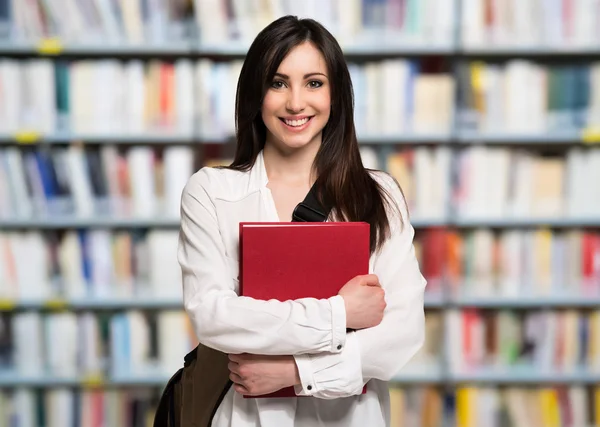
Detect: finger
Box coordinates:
(228, 354, 243, 363)
(362, 274, 381, 287)
(228, 362, 241, 375)
(234, 384, 250, 394)
(229, 372, 244, 384)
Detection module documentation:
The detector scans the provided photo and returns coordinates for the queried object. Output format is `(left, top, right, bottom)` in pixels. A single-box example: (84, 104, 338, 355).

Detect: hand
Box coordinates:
(338, 274, 386, 330)
(228, 353, 300, 396)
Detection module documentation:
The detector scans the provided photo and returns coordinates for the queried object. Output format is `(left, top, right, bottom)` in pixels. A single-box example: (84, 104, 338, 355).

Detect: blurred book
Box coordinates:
(456, 61, 600, 134)
(446, 308, 600, 375)
(461, 0, 600, 49)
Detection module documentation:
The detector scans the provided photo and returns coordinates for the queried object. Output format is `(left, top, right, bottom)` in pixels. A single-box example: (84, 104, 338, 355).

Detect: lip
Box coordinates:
(279, 116, 314, 132)
(281, 115, 312, 121)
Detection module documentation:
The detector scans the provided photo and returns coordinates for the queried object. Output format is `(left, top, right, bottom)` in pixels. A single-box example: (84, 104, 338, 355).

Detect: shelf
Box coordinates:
(1, 294, 597, 311)
(358, 133, 452, 145)
(9, 41, 600, 58)
(0, 41, 455, 58)
(424, 293, 445, 309)
(459, 46, 600, 57)
(0, 216, 452, 229)
(450, 369, 600, 385)
(0, 133, 454, 145)
(448, 295, 600, 308)
(0, 298, 183, 311)
(391, 372, 444, 384)
(5, 216, 599, 230)
(342, 43, 455, 56)
(2, 369, 598, 387)
(452, 217, 600, 228)
(196, 42, 456, 57)
(0, 41, 194, 57)
(0, 133, 230, 145)
(0, 372, 170, 388)
(0, 216, 180, 229)
(456, 131, 585, 145)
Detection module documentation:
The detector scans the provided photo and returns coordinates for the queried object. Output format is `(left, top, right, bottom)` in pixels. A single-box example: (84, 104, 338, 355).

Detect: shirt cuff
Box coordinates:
(293, 332, 365, 399)
(293, 353, 316, 396)
(329, 295, 346, 353)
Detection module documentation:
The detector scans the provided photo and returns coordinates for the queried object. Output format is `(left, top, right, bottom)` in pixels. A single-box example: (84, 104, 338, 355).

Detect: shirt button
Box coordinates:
(307, 385, 312, 391)
(337, 344, 342, 350)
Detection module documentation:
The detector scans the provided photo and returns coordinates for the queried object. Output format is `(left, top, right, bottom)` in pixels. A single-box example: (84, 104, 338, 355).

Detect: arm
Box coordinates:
(293, 174, 427, 399)
(179, 169, 347, 356)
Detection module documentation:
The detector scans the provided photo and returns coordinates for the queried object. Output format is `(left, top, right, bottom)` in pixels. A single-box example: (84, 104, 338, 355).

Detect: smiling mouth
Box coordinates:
(279, 116, 314, 127)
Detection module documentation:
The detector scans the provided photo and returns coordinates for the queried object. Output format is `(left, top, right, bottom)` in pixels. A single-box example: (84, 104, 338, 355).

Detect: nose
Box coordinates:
(286, 86, 306, 113)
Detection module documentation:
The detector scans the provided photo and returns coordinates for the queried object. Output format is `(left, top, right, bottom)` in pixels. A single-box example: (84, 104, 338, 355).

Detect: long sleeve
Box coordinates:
(293, 173, 427, 399)
(178, 169, 347, 356)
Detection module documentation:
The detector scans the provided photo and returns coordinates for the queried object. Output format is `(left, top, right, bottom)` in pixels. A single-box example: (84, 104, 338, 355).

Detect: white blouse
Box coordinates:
(177, 150, 427, 427)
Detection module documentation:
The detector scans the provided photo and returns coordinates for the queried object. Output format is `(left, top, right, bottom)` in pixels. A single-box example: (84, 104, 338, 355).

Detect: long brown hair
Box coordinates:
(225, 15, 405, 254)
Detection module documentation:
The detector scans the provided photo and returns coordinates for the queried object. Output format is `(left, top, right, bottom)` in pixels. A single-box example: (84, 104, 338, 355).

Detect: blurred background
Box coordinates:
(0, 0, 599, 426)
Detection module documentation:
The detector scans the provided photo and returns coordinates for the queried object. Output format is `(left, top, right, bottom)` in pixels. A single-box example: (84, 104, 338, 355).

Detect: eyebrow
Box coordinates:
(274, 72, 328, 79)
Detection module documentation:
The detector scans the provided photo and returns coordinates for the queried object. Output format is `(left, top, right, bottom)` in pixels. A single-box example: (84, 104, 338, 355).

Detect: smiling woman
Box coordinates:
(161, 14, 427, 427)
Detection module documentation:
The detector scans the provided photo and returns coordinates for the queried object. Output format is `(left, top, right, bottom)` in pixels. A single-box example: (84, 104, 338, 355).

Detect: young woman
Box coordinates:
(177, 15, 427, 427)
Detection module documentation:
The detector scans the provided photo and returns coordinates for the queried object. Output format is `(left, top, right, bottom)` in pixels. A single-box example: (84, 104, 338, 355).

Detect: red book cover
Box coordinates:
(239, 222, 370, 398)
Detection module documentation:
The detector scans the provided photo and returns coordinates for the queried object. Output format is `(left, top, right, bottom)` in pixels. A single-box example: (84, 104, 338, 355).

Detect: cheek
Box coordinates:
(315, 92, 331, 116)
(261, 93, 279, 119)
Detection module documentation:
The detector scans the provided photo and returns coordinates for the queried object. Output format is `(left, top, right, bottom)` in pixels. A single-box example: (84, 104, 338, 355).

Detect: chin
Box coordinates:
(283, 136, 319, 149)
(271, 133, 321, 152)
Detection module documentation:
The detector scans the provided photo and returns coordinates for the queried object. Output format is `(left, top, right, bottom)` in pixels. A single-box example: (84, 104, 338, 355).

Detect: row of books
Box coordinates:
(446, 309, 600, 373)
(461, 0, 600, 48)
(2, 0, 456, 47)
(0, 229, 183, 300)
(0, 145, 195, 220)
(1, 305, 599, 381)
(374, 145, 600, 220)
(389, 385, 600, 427)
(4, 58, 600, 139)
(457, 61, 600, 133)
(425, 227, 600, 299)
(0, 59, 238, 137)
(0, 59, 455, 137)
(0, 388, 159, 427)
(3, 226, 599, 301)
(0, 385, 598, 427)
(0, 310, 194, 379)
(5, 144, 600, 224)
(451, 146, 600, 220)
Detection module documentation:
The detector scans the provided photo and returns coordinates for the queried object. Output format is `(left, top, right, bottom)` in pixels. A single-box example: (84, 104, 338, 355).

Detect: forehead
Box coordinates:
(277, 42, 327, 75)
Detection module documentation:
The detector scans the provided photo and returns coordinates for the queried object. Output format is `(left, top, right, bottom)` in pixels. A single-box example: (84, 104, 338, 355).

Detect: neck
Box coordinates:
(263, 135, 321, 186)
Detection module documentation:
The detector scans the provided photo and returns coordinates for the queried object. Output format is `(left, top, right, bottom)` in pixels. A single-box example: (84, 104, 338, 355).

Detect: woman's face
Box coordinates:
(261, 41, 331, 153)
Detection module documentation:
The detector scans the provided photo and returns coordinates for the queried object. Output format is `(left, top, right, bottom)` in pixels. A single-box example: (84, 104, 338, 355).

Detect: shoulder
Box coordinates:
(367, 169, 408, 227)
(367, 169, 398, 192)
(182, 165, 255, 205)
(367, 170, 405, 205)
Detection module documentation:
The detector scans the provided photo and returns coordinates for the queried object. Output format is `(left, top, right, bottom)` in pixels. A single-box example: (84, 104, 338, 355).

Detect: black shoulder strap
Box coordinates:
(292, 183, 332, 222)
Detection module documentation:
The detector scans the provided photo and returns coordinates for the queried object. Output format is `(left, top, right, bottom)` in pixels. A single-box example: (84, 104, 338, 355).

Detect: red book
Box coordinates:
(239, 222, 370, 398)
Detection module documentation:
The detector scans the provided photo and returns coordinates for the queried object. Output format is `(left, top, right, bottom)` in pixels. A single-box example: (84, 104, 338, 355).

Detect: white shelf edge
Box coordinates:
(1, 294, 598, 311)
(460, 46, 600, 55)
(0, 217, 181, 228)
(0, 298, 183, 310)
(1, 369, 598, 387)
(0, 42, 456, 56)
(456, 131, 584, 144)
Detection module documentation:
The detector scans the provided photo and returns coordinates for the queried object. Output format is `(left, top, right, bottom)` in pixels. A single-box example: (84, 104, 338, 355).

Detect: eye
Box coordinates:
(270, 80, 285, 89)
(308, 80, 323, 88)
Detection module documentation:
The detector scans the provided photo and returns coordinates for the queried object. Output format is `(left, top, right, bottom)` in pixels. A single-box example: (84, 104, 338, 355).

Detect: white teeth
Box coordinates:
(284, 117, 310, 127)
